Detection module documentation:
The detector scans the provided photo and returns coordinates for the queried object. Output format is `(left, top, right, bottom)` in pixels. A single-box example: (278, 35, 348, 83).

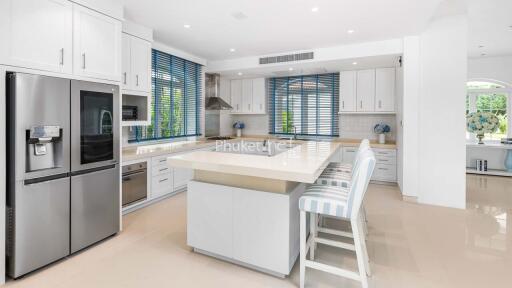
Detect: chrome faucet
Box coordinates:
(292, 125, 297, 140)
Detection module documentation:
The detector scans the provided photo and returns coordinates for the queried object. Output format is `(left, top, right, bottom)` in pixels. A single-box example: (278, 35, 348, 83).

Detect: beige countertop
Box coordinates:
(122, 136, 397, 162)
(167, 141, 341, 183)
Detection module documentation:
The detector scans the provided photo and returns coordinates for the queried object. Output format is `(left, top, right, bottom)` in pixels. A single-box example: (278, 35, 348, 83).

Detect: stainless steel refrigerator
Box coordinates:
(6, 72, 120, 278)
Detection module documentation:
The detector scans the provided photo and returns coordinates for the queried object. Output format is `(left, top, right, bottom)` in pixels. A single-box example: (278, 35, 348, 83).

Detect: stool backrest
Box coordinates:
(347, 150, 376, 220)
(351, 139, 370, 177)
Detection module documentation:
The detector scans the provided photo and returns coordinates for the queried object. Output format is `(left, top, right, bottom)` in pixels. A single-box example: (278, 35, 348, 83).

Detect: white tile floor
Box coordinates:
(6, 174, 512, 288)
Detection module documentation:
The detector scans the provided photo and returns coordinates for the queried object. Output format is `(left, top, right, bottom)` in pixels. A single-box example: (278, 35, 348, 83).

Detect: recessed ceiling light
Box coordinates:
(183, 24, 191, 29)
(230, 48, 236, 52)
(352, 62, 358, 65)
(237, 72, 243, 76)
(347, 30, 355, 34)
(289, 67, 294, 71)
(478, 45, 485, 48)
(311, 7, 319, 12)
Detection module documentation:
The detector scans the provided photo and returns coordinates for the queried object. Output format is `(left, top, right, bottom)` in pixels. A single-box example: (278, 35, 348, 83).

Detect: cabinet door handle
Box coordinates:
(136, 75, 139, 86)
(123, 72, 127, 84)
(82, 53, 86, 69)
(237, 104, 239, 110)
(159, 159, 166, 163)
(260, 104, 263, 110)
(248, 104, 250, 110)
(159, 168, 168, 172)
(379, 100, 382, 109)
(159, 178, 168, 183)
(59, 48, 64, 65)
(360, 101, 363, 109)
(342, 100, 345, 109)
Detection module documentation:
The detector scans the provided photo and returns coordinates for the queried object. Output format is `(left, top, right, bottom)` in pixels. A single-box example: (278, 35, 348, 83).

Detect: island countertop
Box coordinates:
(167, 140, 341, 183)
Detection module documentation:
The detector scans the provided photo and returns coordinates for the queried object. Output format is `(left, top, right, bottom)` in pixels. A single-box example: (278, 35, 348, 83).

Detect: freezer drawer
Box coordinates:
(71, 165, 120, 253)
(8, 177, 70, 278)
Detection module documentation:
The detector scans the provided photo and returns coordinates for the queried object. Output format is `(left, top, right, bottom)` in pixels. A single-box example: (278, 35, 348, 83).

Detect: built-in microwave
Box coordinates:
(122, 105, 138, 121)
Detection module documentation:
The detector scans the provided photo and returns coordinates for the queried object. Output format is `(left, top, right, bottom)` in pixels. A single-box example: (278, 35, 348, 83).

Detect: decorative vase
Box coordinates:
(477, 133, 485, 144)
(236, 128, 242, 137)
(505, 150, 512, 172)
(378, 133, 386, 144)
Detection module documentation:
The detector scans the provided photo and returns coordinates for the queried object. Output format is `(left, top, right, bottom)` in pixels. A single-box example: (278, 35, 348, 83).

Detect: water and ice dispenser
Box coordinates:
(26, 125, 63, 172)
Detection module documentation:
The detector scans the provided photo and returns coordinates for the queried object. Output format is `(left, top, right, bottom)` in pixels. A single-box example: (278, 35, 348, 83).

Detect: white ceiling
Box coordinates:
(468, 0, 512, 58)
(114, 0, 442, 61)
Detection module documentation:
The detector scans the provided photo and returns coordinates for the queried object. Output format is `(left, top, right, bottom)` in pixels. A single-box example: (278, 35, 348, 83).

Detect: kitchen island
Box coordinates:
(167, 140, 340, 277)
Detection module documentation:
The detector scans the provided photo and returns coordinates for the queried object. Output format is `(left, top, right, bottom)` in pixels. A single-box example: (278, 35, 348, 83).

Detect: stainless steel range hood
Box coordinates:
(205, 73, 232, 110)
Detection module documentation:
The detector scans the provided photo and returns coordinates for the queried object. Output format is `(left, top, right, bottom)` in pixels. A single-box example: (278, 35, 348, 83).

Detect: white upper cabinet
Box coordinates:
(73, 3, 121, 81)
(356, 69, 376, 112)
(242, 79, 253, 113)
(375, 68, 395, 112)
(252, 78, 266, 114)
(121, 33, 151, 93)
(340, 68, 395, 113)
(230, 78, 266, 114)
(339, 71, 357, 112)
(230, 80, 243, 113)
(0, 0, 73, 74)
(121, 33, 131, 89)
(130, 36, 151, 93)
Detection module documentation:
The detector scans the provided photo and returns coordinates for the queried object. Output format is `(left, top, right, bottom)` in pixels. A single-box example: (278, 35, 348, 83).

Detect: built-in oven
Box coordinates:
(122, 162, 147, 207)
(71, 80, 119, 172)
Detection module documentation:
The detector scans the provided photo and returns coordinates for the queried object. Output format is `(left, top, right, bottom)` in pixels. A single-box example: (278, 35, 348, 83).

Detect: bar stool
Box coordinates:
(299, 150, 376, 288)
(315, 139, 371, 233)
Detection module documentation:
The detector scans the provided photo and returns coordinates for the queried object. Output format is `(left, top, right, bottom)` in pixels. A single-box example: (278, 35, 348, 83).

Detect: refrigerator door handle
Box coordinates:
(70, 164, 117, 177)
(24, 173, 70, 185)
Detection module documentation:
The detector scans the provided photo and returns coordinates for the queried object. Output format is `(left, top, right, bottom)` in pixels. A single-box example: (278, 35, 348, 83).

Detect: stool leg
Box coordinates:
(358, 214, 372, 277)
(310, 213, 317, 260)
(300, 210, 307, 288)
(351, 217, 369, 288)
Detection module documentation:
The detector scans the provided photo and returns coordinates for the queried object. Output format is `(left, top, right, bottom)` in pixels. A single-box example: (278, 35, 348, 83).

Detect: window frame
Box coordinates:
(130, 49, 202, 143)
(466, 83, 511, 142)
(268, 73, 339, 138)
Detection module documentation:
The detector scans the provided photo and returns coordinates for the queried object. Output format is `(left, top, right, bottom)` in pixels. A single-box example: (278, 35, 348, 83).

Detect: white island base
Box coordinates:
(187, 174, 306, 277)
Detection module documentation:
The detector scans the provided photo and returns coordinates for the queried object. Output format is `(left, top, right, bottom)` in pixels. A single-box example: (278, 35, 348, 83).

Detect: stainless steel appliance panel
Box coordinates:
(11, 73, 70, 180)
(122, 162, 147, 207)
(8, 177, 70, 278)
(70, 166, 120, 253)
(71, 80, 119, 172)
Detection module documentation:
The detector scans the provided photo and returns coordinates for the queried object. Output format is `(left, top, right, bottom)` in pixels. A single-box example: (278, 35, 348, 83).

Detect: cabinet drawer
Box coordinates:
(372, 164, 397, 182)
(151, 172, 173, 199)
(152, 155, 169, 166)
(374, 149, 396, 157)
(376, 155, 396, 165)
(152, 165, 171, 176)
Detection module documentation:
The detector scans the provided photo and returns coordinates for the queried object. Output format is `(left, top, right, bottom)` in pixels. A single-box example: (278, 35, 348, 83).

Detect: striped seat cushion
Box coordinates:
(299, 185, 352, 218)
(315, 169, 351, 188)
(328, 162, 353, 171)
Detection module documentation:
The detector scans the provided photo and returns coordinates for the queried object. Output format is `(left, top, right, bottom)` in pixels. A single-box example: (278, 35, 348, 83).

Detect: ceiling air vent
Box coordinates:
(259, 52, 314, 65)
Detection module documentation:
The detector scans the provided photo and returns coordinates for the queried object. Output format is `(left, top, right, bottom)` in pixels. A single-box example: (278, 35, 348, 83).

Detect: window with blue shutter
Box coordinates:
(269, 73, 339, 137)
(131, 49, 202, 142)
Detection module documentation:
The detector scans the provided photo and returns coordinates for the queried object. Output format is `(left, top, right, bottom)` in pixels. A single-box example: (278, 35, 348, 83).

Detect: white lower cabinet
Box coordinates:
(337, 145, 397, 183)
(151, 172, 173, 199)
(174, 167, 193, 190)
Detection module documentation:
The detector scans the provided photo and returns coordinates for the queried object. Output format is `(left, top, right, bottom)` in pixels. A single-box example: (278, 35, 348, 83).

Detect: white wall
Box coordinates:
(416, 15, 468, 209)
(339, 115, 397, 141)
(401, 36, 421, 198)
(468, 56, 512, 86)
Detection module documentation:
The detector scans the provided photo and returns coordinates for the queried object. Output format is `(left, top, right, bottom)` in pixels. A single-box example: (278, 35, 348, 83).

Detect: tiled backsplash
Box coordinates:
(339, 114, 397, 141)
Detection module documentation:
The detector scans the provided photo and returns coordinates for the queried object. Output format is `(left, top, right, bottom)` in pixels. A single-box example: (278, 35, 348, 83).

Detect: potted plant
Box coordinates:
(466, 111, 499, 144)
(233, 121, 245, 137)
(374, 123, 391, 144)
